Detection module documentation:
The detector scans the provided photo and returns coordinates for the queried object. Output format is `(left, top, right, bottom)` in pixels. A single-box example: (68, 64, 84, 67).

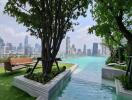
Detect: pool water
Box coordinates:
(53, 56, 131, 100)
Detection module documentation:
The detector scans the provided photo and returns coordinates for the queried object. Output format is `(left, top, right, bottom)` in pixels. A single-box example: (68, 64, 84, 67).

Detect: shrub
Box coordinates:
(112, 65, 127, 71)
(25, 65, 67, 84)
(117, 75, 132, 90)
(0, 57, 9, 63)
(105, 56, 116, 64)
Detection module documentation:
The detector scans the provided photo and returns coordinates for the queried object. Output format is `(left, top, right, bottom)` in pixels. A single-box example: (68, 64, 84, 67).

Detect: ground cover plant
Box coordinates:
(108, 65, 127, 71)
(25, 63, 73, 84)
(117, 75, 132, 90)
(0, 63, 72, 100)
(0, 67, 35, 100)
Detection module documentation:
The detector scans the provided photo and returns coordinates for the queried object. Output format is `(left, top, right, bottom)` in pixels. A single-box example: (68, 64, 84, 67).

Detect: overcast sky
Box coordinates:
(0, 0, 102, 52)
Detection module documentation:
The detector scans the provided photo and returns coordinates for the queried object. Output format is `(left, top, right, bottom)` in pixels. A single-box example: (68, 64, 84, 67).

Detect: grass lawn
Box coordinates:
(0, 63, 73, 100)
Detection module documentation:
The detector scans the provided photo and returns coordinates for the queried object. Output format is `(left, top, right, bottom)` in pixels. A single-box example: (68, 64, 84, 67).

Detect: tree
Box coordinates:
(4, 0, 89, 76)
(89, 0, 132, 83)
(88, 0, 132, 56)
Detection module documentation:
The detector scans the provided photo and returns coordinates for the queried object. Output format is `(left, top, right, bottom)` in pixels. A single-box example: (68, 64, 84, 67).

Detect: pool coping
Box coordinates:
(115, 79, 132, 97)
(12, 64, 78, 100)
(102, 66, 126, 80)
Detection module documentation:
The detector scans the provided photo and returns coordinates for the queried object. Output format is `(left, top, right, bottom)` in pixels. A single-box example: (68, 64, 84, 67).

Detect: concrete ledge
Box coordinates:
(13, 64, 78, 100)
(102, 66, 126, 80)
(115, 79, 132, 98)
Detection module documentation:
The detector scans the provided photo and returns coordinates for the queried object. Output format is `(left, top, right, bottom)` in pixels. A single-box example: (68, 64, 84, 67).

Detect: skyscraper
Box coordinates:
(92, 43, 98, 56)
(0, 37, 5, 56)
(24, 35, 29, 55)
(66, 37, 70, 55)
(77, 49, 82, 56)
(17, 43, 23, 50)
(87, 49, 92, 56)
(71, 44, 76, 55)
(28, 46, 33, 56)
(83, 44, 87, 55)
(34, 43, 41, 55)
(5, 43, 13, 54)
(17, 43, 24, 54)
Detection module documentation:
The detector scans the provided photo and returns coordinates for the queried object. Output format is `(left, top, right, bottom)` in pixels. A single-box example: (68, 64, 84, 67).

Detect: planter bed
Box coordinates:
(102, 66, 126, 80)
(13, 64, 78, 100)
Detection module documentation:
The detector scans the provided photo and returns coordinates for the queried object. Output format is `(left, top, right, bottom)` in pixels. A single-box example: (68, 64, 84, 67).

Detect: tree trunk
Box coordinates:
(127, 41, 132, 56)
(41, 39, 46, 75)
(41, 39, 54, 76)
(115, 14, 132, 56)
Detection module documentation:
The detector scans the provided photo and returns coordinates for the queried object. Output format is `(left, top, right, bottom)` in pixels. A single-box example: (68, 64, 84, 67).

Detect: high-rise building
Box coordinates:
(17, 43, 24, 54)
(24, 35, 29, 55)
(28, 46, 33, 56)
(34, 43, 41, 55)
(87, 49, 92, 56)
(12, 46, 17, 54)
(98, 49, 101, 56)
(70, 44, 76, 55)
(77, 49, 82, 56)
(66, 37, 70, 55)
(83, 44, 87, 55)
(5, 43, 13, 54)
(0, 37, 5, 56)
(17, 43, 23, 50)
(92, 43, 98, 56)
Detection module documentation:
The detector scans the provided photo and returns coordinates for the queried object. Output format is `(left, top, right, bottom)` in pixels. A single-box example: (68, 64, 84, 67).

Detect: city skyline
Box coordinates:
(0, 35, 41, 56)
(0, 0, 102, 53)
(0, 35, 109, 57)
(0, 35, 103, 54)
(64, 36, 109, 57)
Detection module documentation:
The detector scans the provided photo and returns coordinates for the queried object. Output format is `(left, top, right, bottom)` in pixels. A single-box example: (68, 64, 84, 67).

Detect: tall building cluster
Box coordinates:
(66, 36, 70, 55)
(65, 36, 110, 57)
(0, 37, 5, 56)
(92, 43, 98, 56)
(0, 36, 41, 57)
(0, 35, 110, 57)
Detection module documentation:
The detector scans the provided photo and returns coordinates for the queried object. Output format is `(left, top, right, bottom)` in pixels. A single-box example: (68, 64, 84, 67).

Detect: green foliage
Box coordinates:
(106, 46, 126, 64)
(89, 0, 132, 63)
(25, 64, 67, 84)
(4, 0, 89, 37)
(111, 65, 127, 71)
(0, 67, 35, 100)
(0, 57, 8, 63)
(117, 75, 132, 90)
(88, 0, 132, 54)
(0, 56, 16, 63)
(24, 63, 73, 83)
(0, 63, 72, 100)
(4, 0, 89, 74)
(105, 56, 116, 64)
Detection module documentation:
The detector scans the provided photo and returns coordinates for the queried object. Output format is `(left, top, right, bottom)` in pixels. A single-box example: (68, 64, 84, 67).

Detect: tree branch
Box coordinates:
(115, 10, 132, 41)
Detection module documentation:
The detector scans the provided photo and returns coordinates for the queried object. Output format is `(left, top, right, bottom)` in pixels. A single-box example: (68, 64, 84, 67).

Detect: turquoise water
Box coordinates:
(53, 56, 131, 100)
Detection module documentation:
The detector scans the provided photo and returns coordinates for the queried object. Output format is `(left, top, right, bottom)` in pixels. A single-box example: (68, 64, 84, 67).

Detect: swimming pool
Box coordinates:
(52, 56, 131, 100)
